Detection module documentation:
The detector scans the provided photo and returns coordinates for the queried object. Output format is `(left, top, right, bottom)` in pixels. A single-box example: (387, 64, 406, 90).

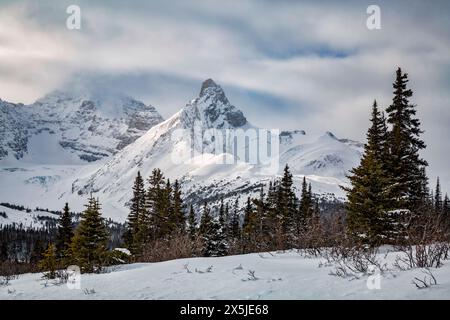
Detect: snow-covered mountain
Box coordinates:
(69, 79, 362, 219)
(0, 89, 163, 163)
(1, 78, 362, 222)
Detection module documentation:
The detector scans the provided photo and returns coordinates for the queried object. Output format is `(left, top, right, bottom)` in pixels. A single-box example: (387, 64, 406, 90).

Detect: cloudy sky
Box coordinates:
(1, 0, 449, 191)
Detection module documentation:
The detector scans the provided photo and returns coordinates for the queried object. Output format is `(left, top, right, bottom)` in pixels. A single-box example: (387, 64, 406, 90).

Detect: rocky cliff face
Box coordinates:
(0, 100, 29, 160)
(0, 90, 164, 162)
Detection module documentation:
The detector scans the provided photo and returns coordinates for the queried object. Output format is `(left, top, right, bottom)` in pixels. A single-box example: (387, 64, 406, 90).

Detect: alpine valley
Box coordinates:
(0, 79, 363, 225)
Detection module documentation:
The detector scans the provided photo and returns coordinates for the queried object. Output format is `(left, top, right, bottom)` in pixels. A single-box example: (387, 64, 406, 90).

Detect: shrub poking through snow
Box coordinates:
(412, 269, 438, 289)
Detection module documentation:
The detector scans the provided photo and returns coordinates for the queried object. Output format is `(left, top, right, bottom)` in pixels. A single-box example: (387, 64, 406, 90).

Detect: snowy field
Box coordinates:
(1, 249, 450, 300)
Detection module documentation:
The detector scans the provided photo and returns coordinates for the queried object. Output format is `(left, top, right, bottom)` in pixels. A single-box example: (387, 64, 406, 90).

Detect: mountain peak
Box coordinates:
(200, 78, 219, 96)
(179, 79, 247, 129)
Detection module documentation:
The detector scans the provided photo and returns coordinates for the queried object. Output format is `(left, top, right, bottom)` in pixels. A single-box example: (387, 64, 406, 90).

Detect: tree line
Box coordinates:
(122, 164, 326, 262)
(0, 202, 124, 277)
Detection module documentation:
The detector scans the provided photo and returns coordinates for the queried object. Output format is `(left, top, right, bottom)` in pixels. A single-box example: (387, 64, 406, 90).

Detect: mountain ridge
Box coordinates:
(0, 78, 362, 222)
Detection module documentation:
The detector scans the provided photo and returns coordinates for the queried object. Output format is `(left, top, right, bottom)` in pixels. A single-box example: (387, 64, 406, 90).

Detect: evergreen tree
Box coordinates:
(124, 171, 146, 255)
(162, 179, 173, 236)
(443, 194, 450, 231)
(277, 164, 298, 247)
(343, 100, 393, 244)
(298, 177, 313, 231)
(170, 179, 185, 234)
(218, 198, 226, 234)
(265, 180, 279, 240)
(70, 195, 108, 273)
(228, 198, 241, 240)
(213, 216, 228, 257)
(386, 67, 428, 210)
(254, 188, 268, 248)
(30, 238, 46, 265)
(224, 202, 230, 236)
(443, 194, 450, 215)
(313, 198, 321, 220)
(187, 204, 197, 240)
(197, 202, 228, 257)
(199, 202, 214, 256)
(123, 171, 145, 254)
(39, 243, 57, 279)
(219, 198, 225, 224)
(56, 202, 73, 259)
(0, 241, 8, 261)
(242, 197, 257, 252)
(140, 168, 166, 242)
(434, 177, 443, 213)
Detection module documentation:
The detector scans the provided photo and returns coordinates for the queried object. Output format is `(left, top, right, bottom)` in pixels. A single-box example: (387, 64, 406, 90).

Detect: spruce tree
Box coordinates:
(124, 171, 146, 255)
(277, 164, 298, 247)
(56, 202, 73, 259)
(434, 177, 443, 213)
(170, 179, 185, 234)
(224, 202, 230, 236)
(213, 202, 229, 257)
(0, 240, 8, 261)
(254, 188, 267, 248)
(242, 197, 257, 252)
(213, 217, 228, 256)
(343, 100, 393, 244)
(443, 194, 450, 231)
(229, 198, 241, 240)
(197, 202, 228, 257)
(199, 202, 214, 256)
(30, 239, 45, 265)
(70, 195, 108, 273)
(298, 177, 313, 231)
(443, 194, 450, 215)
(187, 204, 197, 240)
(162, 179, 173, 236)
(442, 194, 450, 232)
(386, 68, 428, 211)
(39, 243, 57, 279)
(218, 198, 228, 238)
(265, 180, 279, 241)
(140, 168, 166, 242)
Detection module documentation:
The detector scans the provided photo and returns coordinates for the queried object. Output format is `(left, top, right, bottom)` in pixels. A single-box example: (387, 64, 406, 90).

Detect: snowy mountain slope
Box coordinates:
(280, 131, 362, 178)
(2, 249, 449, 299)
(0, 204, 60, 229)
(1, 78, 362, 222)
(70, 79, 362, 220)
(0, 89, 164, 163)
(0, 100, 28, 160)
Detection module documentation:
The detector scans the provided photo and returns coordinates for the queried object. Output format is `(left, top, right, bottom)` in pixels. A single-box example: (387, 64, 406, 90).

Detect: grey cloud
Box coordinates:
(0, 0, 449, 191)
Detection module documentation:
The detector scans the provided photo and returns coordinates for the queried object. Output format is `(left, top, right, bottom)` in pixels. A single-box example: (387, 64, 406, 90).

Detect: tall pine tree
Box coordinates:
(434, 177, 443, 213)
(56, 202, 73, 260)
(277, 164, 298, 247)
(170, 179, 185, 234)
(187, 204, 197, 240)
(70, 195, 108, 273)
(344, 100, 393, 244)
(298, 177, 312, 231)
(228, 198, 241, 241)
(124, 171, 146, 255)
(386, 67, 428, 211)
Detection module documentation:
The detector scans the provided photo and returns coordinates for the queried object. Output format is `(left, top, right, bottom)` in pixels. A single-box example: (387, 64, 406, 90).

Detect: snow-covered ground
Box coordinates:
(2, 249, 450, 300)
(0, 204, 59, 229)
